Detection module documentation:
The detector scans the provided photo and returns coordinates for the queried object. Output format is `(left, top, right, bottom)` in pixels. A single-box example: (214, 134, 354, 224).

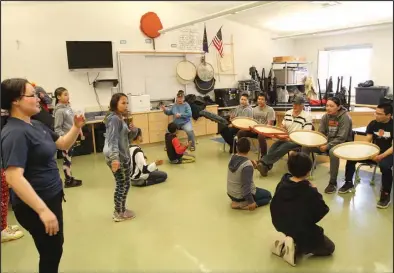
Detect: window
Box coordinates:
(318, 45, 373, 104)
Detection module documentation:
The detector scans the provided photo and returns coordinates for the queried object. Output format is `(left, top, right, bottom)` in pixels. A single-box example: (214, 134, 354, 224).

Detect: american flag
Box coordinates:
(212, 27, 223, 58)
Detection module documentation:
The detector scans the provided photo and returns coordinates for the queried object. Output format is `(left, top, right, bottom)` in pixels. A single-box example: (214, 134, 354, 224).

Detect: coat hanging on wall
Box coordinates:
(140, 12, 163, 50)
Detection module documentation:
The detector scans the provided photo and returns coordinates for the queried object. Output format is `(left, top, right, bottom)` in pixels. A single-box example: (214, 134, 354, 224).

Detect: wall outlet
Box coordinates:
(171, 44, 177, 48)
(145, 39, 152, 44)
(120, 40, 127, 44)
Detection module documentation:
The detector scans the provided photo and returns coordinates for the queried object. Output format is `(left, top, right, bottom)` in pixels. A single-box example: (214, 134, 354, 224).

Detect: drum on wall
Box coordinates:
(252, 124, 288, 138)
(289, 130, 328, 147)
(231, 117, 259, 131)
(197, 61, 215, 82)
(194, 75, 216, 95)
(332, 141, 380, 161)
(176, 60, 197, 85)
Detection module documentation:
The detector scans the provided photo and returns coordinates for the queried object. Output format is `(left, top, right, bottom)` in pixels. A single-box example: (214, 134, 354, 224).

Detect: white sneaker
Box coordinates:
(282, 236, 296, 266)
(8, 225, 20, 231)
(271, 232, 286, 257)
(1, 227, 24, 243)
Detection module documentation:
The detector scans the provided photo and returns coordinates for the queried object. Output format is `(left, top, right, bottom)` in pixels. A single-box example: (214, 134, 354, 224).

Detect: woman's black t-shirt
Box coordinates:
(1, 117, 63, 206)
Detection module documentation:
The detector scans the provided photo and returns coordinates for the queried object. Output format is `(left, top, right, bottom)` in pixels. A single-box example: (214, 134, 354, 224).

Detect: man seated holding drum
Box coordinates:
(161, 91, 196, 151)
(256, 96, 312, 177)
(220, 93, 253, 153)
(339, 103, 393, 208)
(302, 97, 353, 194)
(237, 93, 275, 157)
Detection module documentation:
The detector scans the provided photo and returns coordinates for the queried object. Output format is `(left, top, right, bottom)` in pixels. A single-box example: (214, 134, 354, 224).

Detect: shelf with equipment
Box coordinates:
(271, 61, 311, 88)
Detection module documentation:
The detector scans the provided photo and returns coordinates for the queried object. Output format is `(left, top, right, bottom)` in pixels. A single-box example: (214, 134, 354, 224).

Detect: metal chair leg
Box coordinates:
(310, 153, 317, 180)
(355, 164, 363, 185)
(232, 136, 238, 154)
(370, 164, 377, 185)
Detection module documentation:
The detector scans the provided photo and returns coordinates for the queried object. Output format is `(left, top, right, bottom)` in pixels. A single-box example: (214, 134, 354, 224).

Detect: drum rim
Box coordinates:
(176, 60, 197, 81)
(251, 124, 288, 136)
(289, 129, 328, 147)
(197, 62, 214, 82)
(176, 74, 192, 85)
(231, 117, 259, 130)
(332, 141, 380, 161)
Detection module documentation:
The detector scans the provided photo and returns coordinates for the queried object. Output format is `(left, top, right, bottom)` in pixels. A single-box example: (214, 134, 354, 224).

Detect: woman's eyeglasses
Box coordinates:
(21, 93, 38, 98)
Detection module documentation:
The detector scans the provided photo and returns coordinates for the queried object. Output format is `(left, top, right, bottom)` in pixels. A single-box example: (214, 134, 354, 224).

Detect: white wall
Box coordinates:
(1, 1, 294, 110)
(293, 27, 393, 94)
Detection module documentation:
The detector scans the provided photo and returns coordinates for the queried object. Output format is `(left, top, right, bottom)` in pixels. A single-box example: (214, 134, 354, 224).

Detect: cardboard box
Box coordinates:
(274, 69, 308, 85)
(273, 56, 306, 63)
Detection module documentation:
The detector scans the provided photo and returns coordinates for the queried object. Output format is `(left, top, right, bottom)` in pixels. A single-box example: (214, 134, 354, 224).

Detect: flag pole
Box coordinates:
(208, 25, 223, 48)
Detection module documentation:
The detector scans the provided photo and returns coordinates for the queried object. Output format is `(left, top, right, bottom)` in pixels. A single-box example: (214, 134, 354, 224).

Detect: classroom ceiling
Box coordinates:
(177, 1, 393, 38)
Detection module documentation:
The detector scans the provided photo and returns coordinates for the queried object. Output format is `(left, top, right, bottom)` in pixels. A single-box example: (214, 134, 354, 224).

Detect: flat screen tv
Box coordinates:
(66, 41, 113, 70)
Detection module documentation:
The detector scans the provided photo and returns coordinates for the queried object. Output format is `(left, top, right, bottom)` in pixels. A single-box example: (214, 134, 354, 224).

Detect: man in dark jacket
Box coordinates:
(270, 152, 335, 267)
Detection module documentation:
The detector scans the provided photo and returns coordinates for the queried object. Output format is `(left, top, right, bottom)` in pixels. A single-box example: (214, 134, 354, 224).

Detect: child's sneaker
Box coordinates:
(1, 227, 24, 243)
(123, 209, 136, 219)
(271, 232, 286, 257)
(282, 236, 296, 266)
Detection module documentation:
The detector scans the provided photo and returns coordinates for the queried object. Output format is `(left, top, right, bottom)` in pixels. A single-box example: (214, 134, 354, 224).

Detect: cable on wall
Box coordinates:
(87, 72, 104, 111)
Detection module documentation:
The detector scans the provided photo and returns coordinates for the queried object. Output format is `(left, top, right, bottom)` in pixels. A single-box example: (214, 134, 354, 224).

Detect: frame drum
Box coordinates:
(289, 130, 328, 147)
(252, 124, 288, 138)
(176, 60, 197, 84)
(332, 141, 380, 161)
(231, 117, 258, 130)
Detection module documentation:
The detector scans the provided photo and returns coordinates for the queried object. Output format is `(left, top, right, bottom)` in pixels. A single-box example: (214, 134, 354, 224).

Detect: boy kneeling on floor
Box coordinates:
(227, 137, 272, 210)
(165, 122, 195, 164)
(270, 152, 335, 266)
(130, 128, 168, 187)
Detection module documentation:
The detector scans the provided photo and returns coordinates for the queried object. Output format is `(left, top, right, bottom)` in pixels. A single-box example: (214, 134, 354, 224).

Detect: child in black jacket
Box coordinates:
(270, 152, 335, 266)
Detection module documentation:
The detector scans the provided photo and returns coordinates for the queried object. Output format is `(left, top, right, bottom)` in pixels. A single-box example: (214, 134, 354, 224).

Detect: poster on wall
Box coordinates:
(178, 27, 203, 51)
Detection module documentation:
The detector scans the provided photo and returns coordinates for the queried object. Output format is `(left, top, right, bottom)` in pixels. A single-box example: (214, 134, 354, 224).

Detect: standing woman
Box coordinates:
(103, 93, 138, 222)
(302, 97, 353, 194)
(1, 78, 85, 272)
(53, 87, 83, 188)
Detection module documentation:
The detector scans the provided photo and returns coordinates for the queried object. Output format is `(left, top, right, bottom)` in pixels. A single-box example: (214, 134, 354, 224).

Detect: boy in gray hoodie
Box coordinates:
(227, 137, 272, 210)
(302, 97, 353, 194)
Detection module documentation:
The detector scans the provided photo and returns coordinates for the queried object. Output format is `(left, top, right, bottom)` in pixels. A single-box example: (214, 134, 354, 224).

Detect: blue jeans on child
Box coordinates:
(178, 121, 196, 147)
(228, 187, 272, 207)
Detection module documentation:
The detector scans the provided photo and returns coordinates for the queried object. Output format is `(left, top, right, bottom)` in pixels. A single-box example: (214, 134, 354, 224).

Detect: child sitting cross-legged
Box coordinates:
(227, 137, 272, 210)
(270, 152, 335, 266)
(130, 128, 168, 187)
(165, 122, 195, 164)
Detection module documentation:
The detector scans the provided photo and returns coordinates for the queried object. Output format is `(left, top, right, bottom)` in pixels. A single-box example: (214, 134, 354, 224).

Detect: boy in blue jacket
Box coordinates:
(161, 91, 196, 151)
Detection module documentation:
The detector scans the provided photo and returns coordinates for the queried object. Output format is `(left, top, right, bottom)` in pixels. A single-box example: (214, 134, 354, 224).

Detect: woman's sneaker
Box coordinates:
(338, 182, 354, 194)
(1, 227, 24, 243)
(282, 236, 296, 266)
(271, 233, 286, 257)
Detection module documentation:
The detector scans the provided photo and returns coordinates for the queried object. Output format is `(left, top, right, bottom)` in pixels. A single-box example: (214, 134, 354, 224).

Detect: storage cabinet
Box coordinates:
(147, 105, 218, 143)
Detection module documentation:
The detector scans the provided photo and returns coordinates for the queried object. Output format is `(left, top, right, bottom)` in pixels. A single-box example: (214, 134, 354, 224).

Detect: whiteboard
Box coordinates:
(118, 54, 146, 96)
(144, 55, 185, 100)
(118, 52, 204, 101)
